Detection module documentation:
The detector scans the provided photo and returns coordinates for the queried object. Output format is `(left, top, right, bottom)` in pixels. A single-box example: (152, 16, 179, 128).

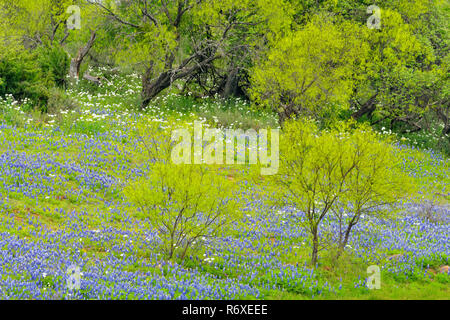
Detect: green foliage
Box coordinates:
(0, 51, 49, 107)
(0, 47, 72, 112)
(251, 17, 367, 123)
(0, 0, 78, 47)
(0, 0, 448, 300)
(328, 122, 414, 257)
(91, 0, 295, 104)
(125, 121, 241, 261)
(36, 45, 70, 88)
(264, 118, 412, 265)
(45, 87, 79, 114)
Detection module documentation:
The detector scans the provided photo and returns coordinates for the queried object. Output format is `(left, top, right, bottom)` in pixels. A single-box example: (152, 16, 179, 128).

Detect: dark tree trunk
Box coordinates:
(311, 229, 319, 266)
(222, 68, 239, 99)
(278, 101, 300, 124)
(443, 124, 450, 136)
(69, 30, 97, 79)
(352, 93, 378, 120)
(141, 54, 219, 109)
(435, 107, 450, 136)
(141, 69, 173, 108)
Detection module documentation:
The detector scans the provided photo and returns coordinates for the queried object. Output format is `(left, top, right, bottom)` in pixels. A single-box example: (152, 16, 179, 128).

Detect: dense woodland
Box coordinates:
(1, 1, 448, 142)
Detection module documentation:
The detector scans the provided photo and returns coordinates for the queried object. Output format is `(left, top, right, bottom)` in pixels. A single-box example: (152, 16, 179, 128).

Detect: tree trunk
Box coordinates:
(141, 69, 173, 108)
(222, 68, 239, 99)
(140, 53, 219, 108)
(352, 93, 378, 120)
(443, 123, 450, 136)
(83, 73, 102, 85)
(311, 230, 319, 266)
(335, 224, 353, 260)
(69, 30, 97, 79)
(180, 240, 191, 261)
(435, 107, 449, 136)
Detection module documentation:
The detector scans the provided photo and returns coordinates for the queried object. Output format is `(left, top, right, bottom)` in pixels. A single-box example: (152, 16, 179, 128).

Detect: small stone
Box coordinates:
(387, 254, 403, 261)
(426, 268, 436, 275)
(439, 266, 449, 274)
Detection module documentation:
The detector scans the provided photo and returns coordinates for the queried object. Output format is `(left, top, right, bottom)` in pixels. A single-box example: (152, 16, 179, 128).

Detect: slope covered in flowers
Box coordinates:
(0, 72, 448, 299)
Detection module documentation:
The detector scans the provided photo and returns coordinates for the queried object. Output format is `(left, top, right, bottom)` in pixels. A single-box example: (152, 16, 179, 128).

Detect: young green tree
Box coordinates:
(266, 118, 411, 265)
(329, 124, 413, 259)
(265, 119, 347, 265)
(125, 120, 241, 261)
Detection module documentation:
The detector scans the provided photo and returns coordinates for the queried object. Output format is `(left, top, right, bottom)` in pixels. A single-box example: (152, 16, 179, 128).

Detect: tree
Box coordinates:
(278, 0, 449, 139)
(265, 119, 347, 265)
(250, 16, 367, 123)
(266, 119, 411, 265)
(68, 29, 97, 79)
(125, 120, 241, 261)
(0, 0, 89, 86)
(0, 0, 79, 48)
(0, 50, 50, 106)
(329, 125, 413, 259)
(342, 1, 449, 138)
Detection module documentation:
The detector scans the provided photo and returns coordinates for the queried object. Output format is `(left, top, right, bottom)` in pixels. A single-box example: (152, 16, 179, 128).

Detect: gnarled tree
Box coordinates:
(87, 0, 293, 108)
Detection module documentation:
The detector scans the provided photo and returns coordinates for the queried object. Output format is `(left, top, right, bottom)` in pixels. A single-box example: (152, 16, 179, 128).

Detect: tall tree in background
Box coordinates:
(0, 0, 79, 48)
(250, 16, 367, 123)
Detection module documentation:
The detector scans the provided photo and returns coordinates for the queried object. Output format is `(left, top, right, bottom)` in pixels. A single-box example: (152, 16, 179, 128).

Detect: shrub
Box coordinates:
(36, 45, 70, 88)
(265, 118, 412, 265)
(0, 50, 50, 107)
(125, 121, 241, 261)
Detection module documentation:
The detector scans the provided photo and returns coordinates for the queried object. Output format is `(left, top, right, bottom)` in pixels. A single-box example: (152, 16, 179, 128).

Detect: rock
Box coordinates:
(387, 254, 404, 261)
(425, 268, 435, 280)
(83, 73, 102, 85)
(426, 268, 436, 274)
(439, 266, 449, 274)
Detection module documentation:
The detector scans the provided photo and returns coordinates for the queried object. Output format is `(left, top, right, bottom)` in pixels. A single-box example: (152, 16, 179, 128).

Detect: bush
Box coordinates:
(45, 88, 79, 114)
(125, 121, 241, 261)
(0, 50, 50, 107)
(36, 45, 70, 88)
